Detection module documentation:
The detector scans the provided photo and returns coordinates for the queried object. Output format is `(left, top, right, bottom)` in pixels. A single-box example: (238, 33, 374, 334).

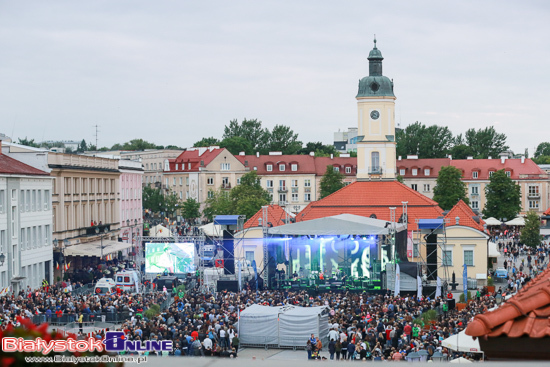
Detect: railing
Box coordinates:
(528, 193, 541, 198)
(369, 167, 383, 174)
(304, 187, 311, 192)
(278, 187, 288, 192)
(291, 187, 299, 193)
(84, 224, 111, 236)
(222, 183, 232, 189)
(70, 283, 94, 296)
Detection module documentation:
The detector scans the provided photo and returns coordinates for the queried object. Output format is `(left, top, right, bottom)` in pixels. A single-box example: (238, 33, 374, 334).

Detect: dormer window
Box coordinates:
(188, 162, 191, 169)
(412, 168, 418, 176)
(399, 168, 405, 175)
(506, 171, 511, 178)
(279, 164, 285, 171)
(345, 166, 351, 174)
(291, 164, 298, 171)
(489, 171, 495, 177)
(424, 168, 430, 176)
(267, 164, 273, 172)
(175, 164, 178, 170)
(334, 166, 340, 172)
(472, 171, 478, 179)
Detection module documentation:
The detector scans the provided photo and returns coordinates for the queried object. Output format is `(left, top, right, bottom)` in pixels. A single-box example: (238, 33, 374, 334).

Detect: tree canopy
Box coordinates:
(143, 186, 181, 217)
(320, 165, 345, 198)
(464, 127, 509, 159)
(112, 139, 161, 151)
(181, 198, 201, 222)
(193, 136, 220, 147)
(520, 211, 541, 248)
(219, 136, 254, 155)
(432, 166, 469, 210)
(298, 142, 340, 157)
(482, 169, 521, 220)
(16, 137, 40, 148)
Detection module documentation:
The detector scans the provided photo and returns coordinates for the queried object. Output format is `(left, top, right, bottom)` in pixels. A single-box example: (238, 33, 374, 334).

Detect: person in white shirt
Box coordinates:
(203, 337, 212, 351)
(329, 328, 339, 342)
(340, 331, 347, 343)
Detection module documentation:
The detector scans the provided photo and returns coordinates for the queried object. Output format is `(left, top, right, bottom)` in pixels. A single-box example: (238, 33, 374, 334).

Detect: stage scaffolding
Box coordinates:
(414, 218, 451, 298)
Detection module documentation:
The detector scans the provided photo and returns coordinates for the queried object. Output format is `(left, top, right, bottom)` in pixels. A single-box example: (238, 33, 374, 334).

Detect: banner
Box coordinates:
(394, 263, 400, 297)
(463, 264, 468, 301)
(436, 276, 442, 298)
(407, 231, 413, 258)
(417, 276, 422, 299)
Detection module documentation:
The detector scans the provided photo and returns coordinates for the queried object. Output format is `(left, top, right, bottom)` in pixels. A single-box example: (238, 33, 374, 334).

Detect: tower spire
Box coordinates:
(374, 34, 377, 49)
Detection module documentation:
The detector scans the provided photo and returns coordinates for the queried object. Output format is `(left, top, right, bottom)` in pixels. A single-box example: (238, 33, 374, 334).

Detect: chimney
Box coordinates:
(309, 151, 315, 156)
(330, 154, 334, 159)
(256, 152, 259, 158)
(448, 155, 452, 160)
(239, 151, 245, 156)
(521, 156, 525, 164)
(398, 156, 402, 161)
(467, 156, 473, 160)
(455, 216, 460, 225)
(501, 156, 506, 164)
(488, 156, 492, 160)
(406, 155, 418, 160)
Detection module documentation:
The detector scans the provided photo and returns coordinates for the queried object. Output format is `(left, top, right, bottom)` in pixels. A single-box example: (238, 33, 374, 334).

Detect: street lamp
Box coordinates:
(95, 226, 109, 260)
(495, 293, 503, 305)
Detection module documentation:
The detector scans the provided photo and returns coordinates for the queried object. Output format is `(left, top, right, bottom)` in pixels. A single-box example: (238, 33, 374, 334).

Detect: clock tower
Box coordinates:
(356, 38, 397, 180)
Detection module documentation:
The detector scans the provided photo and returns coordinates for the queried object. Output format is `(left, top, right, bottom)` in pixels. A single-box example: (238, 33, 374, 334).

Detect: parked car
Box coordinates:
(494, 268, 508, 281)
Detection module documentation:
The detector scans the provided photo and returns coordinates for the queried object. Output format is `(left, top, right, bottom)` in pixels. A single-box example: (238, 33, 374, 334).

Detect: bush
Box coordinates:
(413, 318, 423, 326)
(175, 284, 186, 294)
(421, 309, 437, 324)
(487, 276, 494, 287)
(143, 304, 161, 319)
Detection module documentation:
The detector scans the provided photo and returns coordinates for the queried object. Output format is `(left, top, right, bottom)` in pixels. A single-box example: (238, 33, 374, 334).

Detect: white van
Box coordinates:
(115, 270, 141, 293)
(94, 278, 116, 295)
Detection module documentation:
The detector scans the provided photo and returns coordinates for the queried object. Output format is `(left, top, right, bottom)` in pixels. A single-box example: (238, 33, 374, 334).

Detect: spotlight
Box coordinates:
(362, 236, 367, 241)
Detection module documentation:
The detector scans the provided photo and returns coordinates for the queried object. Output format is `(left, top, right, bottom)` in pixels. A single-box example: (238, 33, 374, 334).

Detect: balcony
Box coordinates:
(471, 192, 479, 197)
(221, 183, 232, 189)
(369, 167, 383, 175)
(528, 193, 541, 199)
(291, 187, 299, 193)
(304, 187, 311, 192)
(278, 187, 288, 193)
(267, 187, 273, 193)
(83, 224, 111, 236)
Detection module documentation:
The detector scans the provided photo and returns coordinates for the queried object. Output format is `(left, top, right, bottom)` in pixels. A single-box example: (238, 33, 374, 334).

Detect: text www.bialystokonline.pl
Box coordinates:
(25, 355, 148, 364)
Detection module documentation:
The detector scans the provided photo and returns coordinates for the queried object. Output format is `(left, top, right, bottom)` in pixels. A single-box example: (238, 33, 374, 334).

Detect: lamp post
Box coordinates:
(126, 218, 139, 260)
(95, 227, 109, 261)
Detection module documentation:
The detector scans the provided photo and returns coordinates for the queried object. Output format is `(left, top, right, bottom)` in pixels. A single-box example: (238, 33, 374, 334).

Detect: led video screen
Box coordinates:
(145, 242, 195, 274)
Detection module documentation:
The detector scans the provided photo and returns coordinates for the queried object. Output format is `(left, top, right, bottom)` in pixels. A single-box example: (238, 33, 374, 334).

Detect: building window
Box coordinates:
(413, 242, 419, 257)
(266, 164, 273, 172)
(175, 164, 179, 170)
(489, 171, 494, 177)
(279, 180, 286, 190)
(0, 190, 4, 213)
(371, 152, 380, 171)
(528, 185, 539, 197)
(291, 193, 298, 202)
(279, 164, 285, 171)
(179, 191, 183, 199)
(291, 164, 298, 171)
(471, 186, 479, 195)
(186, 177, 189, 186)
(245, 251, 254, 264)
(304, 179, 311, 187)
(472, 171, 478, 179)
(279, 193, 287, 203)
(179, 177, 183, 185)
(412, 168, 418, 176)
(529, 200, 540, 210)
(442, 250, 453, 266)
(291, 179, 298, 187)
(424, 168, 430, 176)
(173, 178, 176, 185)
(506, 171, 511, 177)
(345, 166, 351, 174)
(304, 193, 311, 201)
(207, 191, 214, 199)
(266, 180, 273, 188)
(334, 166, 340, 172)
(44, 190, 50, 210)
(423, 184, 430, 192)
(399, 169, 405, 176)
(464, 250, 474, 266)
(253, 166, 257, 171)
(471, 201, 479, 210)
(222, 177, 229, 185)
(411, 184, 418, 191)
(221, 163, 230, 171)
(207, 177, 214, 185)
(20, 190, 25, 213)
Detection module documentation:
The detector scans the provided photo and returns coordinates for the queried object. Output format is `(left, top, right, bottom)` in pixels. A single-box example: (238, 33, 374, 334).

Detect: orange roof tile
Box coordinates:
(444, 200, 486, 232)
(297, 181, 443, 229)
(543, 208, 550, 216)
(466, 267, 550, 339)
(0, 153, 49, 176)
(244, 205, 294, 229)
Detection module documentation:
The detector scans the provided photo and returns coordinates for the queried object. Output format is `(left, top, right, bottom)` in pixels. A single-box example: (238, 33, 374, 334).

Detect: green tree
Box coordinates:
(121, 139, 158, 151)
(193, 137, 220, 147)
(320, 165, 345, 198)
(219, 136, 254, 155)
(432, 166, 469, 210)
(77, 139, 87, 153)
(465, 127, 509, 159)
(298, 142, 340, 157)
(265, 124, 302, 154)
(533, 155, 550, 164)
(17, 137, 40, 148)
(181, 198, 201, 222)
(163, 190, 181, 217)
(418, 125, 453, 158)
(396, 175, 404, 183)
(520, 211, 542, 248)
(143, 186, 164, 213)
(534, 142, 550, 158)
(203, 190, 232, 222)
(165, 145, 182, 150)
(223, 118, 269, 152)
(449, 144, 475, 159)
(482, 169, 521, 220)
(230, 171, 271, 219)
(396, 122, 426, 158)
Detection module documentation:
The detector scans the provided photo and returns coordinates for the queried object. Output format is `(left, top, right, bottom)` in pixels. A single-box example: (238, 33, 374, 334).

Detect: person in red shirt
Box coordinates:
(191, 329, 199, 341)
(403, 322, 412, 343)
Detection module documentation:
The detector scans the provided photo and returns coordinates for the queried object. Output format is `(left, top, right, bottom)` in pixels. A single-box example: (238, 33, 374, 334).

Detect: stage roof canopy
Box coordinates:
(267, 214, 406, 236)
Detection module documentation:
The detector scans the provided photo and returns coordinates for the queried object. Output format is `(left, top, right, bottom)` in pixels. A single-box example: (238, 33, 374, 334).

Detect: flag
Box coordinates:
(463, 263, 468, 301)
(56, 262, 59, 270)
(394, 263, 400, 297)
(67, 262, 71, 270)
(417, 275, 423, 299)
(436, 277, 442, 298)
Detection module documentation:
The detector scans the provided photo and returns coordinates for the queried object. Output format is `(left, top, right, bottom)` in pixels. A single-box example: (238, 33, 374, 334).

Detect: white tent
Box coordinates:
(199, 222, 223, 237)
(441, 330, 482, 353)
(149, 224, 172, 237)
(488, 242, 500, 257)
(505, 217, 525, 226)
(484, 217, 502, 226)
(450, 357, 472, 363)
(239, 304, 330, 347)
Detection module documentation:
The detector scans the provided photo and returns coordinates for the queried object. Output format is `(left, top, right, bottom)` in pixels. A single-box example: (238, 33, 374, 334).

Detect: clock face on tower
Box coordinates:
(370, 110, 380, 120)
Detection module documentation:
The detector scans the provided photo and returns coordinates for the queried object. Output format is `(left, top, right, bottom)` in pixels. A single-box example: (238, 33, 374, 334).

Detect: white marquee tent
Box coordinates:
(441, 330, 482, 353)
(505, 217, 525, 226)
(149, 224, 173, 237)
(484, 217, 502, 226)
(239, 304, 330, 347)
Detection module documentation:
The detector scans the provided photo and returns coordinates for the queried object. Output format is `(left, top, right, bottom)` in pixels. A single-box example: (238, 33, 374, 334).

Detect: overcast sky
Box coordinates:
(1, 1, 549, 154)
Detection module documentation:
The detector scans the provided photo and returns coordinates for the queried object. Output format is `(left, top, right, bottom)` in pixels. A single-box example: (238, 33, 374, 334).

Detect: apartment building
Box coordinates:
(119, 160, 144, 248)
(164, 147, 247, 205)
(119, 149, 183, 186)
(0, 140, 54, 292)
(398, 155, 550, 216)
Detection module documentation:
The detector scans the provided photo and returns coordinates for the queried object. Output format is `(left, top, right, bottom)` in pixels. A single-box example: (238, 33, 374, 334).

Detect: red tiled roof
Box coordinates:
(234, 155, 357, 176)
(0, 153, 49, 176)
(466, 267, 550, 339)
(169, 147, 225, 172)
(444, 200, 485, 232)
(544, 208, 550, 216)
(314, 157, 357, 176)
(297, 181, 443, 230)
(244, 205, 294, 229)
(398, 157, 546, 180)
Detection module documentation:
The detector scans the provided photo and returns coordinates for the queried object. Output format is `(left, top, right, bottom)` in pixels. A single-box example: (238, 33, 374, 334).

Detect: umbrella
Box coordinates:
(484, 217, 502, 226)
(505, 217, 525, 226)
(450, 357, 472, 363)
(441, 330, 482, 353)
